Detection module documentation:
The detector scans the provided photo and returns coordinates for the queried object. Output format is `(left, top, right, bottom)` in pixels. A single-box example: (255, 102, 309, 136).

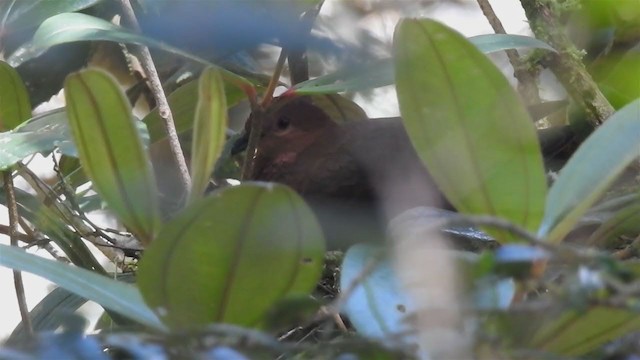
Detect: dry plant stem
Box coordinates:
(17, 217, 71, 263)
(117, 0, 192, 193)
(476, 0, 541, 105)
(520, 0, 614, 126)
(17, 164, 125, 265)
(3, 171, 33, 336)
(241, 49, 289, 180)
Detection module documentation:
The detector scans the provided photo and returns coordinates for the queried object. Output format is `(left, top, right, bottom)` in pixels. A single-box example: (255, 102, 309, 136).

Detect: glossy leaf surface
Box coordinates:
(0, 244, 164, 331)
(540, 99, 640, 242)
(294, 33, 554, 95)
(7, 12, 254, 93)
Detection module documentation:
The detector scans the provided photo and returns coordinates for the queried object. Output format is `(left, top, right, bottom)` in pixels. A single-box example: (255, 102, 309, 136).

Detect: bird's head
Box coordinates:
(232, 97, 338, 176)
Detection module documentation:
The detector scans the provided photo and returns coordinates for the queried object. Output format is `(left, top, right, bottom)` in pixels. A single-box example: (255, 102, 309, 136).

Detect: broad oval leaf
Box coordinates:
(394, 19, 547, 241)
(7, 12, 254, 93)
(539, 98, 640, 242)
(189, 68, 227, 202)
(340, 244, 415, 342)
(0, 61, 31, 131)
(64, 69, 160, 245)
(137, 183, 325, 329)
(0, 244, 165, 331)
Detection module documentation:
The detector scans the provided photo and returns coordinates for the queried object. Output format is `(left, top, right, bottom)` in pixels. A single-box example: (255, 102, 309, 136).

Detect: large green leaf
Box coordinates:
(0, 244, 165, 331)
(137, 183, 325, 329)
(2, 0, 102, 33)
(293, 33, 555, 95)
(539, 99, 640, 242)
(7, 12, 254, 93)
(64, 69, 160, 245)
(394, 19, 547, 241)
(0, 61, 31, 131)
(189, 68, 227, 202)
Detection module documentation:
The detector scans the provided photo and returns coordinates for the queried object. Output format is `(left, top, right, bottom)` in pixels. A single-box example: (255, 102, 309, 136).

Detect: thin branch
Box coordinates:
(117, 0, 192, 195)
(287, 1, 324, 85)
(241, 48, 289, 180)
(519, 0, 614, 126)
(17, 164, 125, 265)
(3, 170, 33, 336)
(476, 0, 541, 105)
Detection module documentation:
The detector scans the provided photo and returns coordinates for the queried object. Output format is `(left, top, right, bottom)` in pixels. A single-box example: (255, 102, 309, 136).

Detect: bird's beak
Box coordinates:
(231, 131, 249, 155)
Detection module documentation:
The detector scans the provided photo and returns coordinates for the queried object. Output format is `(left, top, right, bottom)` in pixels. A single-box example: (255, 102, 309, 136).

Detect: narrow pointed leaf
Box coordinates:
(531, 306, 640, 356)
(0, 61, 31, 131)
(143, 79, 245, 143)
(189, 68, 227, 201)
(394, 19, 547, 241)
(539, 99, 640, 242)
(0, 108, 149, 170)
(7, 12, 254, 94)
(293, 34, 554, 95)
(64, 69, 159, 245)
(137, 183, 325, 329)
(3, 0, 103, 33)
(0, 244, 165, 331)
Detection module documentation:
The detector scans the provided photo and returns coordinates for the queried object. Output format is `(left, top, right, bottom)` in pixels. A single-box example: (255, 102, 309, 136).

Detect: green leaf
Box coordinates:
(531, 306, 640, 356)
(137, 183, 325, 329)
(189, 68, 227, 202)
(7, 12, 254, 94)
(539, 99, 640, 242)
(8, 187, 106, 273)
(0, 108, 149, 171)
(293, 34, 554, 95)
(0, 244, 165, 331)
(470, 33, 555, 54)
(143, 79, 245, 144)
(64, 69, 160, 245)
(3, 0, 103, 33)
(587, 201, 640, 247)
(394, 19, 547, 241)
(0, 61, 31, 131)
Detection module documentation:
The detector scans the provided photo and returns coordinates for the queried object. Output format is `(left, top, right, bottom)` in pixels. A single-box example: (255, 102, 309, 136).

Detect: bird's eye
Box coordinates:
(276, 115, 291, 131)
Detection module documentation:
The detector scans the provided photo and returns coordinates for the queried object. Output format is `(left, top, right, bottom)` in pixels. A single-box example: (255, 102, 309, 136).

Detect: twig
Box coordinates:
(3, 170, 33, 336)
(17, 164, 125, 265)
(476, 0, 541, 105)
(287, 1, 324, 85)
(17, 217, 70, 263)
(519, 0, 614, 126)
(241, 48, 289, 180)
(117, 0, 192, 195)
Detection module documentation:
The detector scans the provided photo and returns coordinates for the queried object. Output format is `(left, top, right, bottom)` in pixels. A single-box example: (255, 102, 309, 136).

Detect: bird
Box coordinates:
(231, 96, 575, 249)
(232, 96, 448, 249)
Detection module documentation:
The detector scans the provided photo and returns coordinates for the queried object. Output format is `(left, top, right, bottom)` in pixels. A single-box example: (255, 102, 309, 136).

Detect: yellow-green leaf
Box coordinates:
(394, 19, 547, 242)
(137, 183, 325, 329)
(0, 61, 31, 131)
(64, 69, 159, 245)
(189, 68, 227, 202)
